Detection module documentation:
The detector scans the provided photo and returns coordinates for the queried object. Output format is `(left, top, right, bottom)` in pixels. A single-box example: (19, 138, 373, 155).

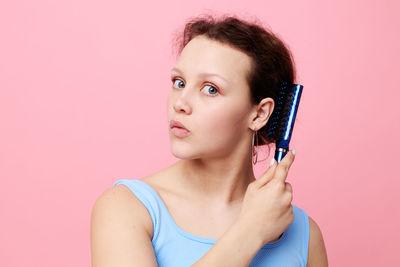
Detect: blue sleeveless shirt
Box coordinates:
(114, 179, 310, 266)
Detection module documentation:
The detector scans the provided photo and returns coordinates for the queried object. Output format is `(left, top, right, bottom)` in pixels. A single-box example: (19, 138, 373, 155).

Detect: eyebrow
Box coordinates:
(171, 67, 229, 86)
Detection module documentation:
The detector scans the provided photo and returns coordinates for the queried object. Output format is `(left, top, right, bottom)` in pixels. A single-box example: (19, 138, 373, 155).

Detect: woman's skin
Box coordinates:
(91, 35, 328, 266)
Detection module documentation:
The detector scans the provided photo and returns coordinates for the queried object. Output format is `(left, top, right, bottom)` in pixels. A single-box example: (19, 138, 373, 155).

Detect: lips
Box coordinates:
(170, 120, 189, 131)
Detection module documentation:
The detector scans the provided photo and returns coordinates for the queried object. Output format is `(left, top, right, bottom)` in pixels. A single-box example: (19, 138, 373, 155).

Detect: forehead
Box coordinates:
(173, 36, 253, 85)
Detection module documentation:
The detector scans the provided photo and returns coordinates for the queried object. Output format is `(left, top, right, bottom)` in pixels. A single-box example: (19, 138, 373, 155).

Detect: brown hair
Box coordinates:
(171, 13, 297, 147)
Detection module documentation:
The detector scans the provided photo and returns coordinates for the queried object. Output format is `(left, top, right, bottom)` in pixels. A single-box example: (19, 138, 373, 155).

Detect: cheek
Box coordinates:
(167, 91, 173, 106)
(199, 104, 247, 136)
(166, 92, 176, 117)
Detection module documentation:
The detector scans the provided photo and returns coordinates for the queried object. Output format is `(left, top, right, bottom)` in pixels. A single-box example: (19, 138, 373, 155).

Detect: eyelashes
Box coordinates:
(171, 77, 220, 97)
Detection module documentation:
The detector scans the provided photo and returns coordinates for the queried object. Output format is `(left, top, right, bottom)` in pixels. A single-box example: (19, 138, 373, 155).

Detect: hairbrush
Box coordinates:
(266, 82, 303, 163)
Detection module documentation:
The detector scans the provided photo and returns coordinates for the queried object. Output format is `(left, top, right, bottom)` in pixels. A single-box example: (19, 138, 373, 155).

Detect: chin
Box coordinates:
(169, 145, 199, 160)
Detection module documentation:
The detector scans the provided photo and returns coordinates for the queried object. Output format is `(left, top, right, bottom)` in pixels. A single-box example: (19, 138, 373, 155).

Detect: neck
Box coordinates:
(173, 151, 256, 207)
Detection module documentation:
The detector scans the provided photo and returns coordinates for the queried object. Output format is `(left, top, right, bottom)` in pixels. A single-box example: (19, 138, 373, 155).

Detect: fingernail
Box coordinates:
(292, 149, 296, 155)
(269, 158, 275, 166)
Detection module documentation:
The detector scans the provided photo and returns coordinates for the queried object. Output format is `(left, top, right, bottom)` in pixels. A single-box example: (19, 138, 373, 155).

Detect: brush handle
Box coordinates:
(274, 84, 303, 163)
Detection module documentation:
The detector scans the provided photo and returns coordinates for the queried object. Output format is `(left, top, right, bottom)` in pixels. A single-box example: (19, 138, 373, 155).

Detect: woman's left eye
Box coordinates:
(202, 84, 219, 96)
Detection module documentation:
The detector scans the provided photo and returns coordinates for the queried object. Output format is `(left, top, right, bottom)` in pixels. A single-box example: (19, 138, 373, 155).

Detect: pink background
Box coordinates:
(1, 0, 399, 266)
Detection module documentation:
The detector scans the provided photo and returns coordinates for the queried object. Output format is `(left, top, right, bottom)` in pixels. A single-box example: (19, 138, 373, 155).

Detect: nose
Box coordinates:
(172, 90, 192, 114)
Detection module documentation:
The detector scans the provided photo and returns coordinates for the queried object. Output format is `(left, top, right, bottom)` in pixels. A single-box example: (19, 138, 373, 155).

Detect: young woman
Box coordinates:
(91, 14, 328, 267)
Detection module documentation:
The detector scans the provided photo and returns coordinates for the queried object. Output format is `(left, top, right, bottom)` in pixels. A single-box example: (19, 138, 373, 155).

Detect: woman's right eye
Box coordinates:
(172, 78, 185, 89)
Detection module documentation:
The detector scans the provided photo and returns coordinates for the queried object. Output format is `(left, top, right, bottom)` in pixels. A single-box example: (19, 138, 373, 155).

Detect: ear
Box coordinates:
(249, 97, 274, 131)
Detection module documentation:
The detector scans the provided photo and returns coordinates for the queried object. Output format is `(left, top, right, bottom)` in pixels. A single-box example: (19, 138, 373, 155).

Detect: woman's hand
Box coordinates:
(238, 150, 296, 245)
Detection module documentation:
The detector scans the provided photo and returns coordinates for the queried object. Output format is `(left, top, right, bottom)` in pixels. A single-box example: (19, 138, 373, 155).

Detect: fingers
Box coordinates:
(285, 182, 292, 194)
(251, 149, 296, 189)
(272, 150, 296, 184)
(252, 158, 277, 188)
(285, 182, 293, 203)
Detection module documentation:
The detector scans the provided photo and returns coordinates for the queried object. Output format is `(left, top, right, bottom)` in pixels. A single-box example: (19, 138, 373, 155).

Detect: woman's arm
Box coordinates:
(307, 216, 329, 267)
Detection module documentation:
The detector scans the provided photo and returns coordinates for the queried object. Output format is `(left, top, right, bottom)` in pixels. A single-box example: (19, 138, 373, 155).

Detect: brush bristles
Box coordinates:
(266, 82, 290, 140)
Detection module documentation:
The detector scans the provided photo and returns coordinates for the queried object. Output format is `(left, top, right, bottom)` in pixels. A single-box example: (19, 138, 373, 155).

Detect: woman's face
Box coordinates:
(167, 35, 255, 160)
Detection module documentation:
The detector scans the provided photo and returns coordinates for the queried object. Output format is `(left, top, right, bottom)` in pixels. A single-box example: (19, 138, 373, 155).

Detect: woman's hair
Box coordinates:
(172, 13, 297, 147)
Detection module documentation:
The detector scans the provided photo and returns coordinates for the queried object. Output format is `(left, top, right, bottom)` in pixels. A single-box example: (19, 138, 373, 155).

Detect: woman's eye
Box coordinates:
(202, 84, 219, 96)
(172, 78, 185, 89)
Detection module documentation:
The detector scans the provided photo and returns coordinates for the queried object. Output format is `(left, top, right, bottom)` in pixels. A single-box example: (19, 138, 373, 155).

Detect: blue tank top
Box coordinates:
(114, 179, 310, 266)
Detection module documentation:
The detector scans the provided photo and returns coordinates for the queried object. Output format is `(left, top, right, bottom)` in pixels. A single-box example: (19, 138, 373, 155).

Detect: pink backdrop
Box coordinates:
(1, 0, 399, 266)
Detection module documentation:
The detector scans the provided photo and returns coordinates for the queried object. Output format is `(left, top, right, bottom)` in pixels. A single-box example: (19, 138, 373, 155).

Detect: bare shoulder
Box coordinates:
(307, 215, 329, 267)
(92, 184, 154, 237)
(90, 184, 156, 267)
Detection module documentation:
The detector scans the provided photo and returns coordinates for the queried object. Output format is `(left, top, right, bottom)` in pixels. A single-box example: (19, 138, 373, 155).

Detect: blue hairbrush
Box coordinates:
(267, 82, 304, 163)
